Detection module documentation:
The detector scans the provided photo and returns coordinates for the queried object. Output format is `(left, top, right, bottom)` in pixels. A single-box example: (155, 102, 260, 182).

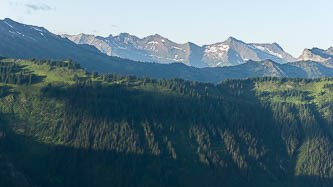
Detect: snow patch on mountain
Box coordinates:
(205, 44, 230, 54)
(147, 41, 159, 45)
(172, 46, 185, 51)
(3, 21, 14, 29)
(252, 45, 283, 58)
(8, 30, 24, 37)
(9, 30, 16, 35)
(31, 27, 45, 33)
(62, 33, 295, 68)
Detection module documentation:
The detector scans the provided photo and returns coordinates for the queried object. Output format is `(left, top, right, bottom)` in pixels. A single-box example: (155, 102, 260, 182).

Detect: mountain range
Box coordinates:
(1, 18, 333, 82)
(2, 17, 333, 187)
(62, 33, 296, 67)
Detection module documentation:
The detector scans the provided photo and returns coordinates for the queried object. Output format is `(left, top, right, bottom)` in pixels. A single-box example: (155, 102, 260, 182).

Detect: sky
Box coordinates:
(0, 0, 333, 57)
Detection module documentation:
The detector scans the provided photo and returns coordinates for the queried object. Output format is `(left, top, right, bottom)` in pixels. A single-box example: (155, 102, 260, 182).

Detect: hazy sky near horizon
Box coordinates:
(0, 0, 332, 56)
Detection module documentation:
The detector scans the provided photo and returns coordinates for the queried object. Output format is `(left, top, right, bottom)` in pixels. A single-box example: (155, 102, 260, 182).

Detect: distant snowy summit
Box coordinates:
(2, 18, 333, 82)
(2, 17, 332, 69)
(62, 33, 296, 68)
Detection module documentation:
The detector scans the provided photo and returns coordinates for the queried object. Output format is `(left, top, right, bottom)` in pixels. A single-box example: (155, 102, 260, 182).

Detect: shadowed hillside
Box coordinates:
(1, 58, 333, 186)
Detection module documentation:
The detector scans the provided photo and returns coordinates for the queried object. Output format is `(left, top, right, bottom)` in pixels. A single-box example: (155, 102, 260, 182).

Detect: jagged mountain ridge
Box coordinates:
(298, 47, 333, 68)
(1, 18, 333, 83)
(63, 33, 296, 68)
(299, 47, 333, 62)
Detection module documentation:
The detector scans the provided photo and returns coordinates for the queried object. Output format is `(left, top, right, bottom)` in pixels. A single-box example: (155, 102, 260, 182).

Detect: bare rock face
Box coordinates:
(298, 48, 332, 62)
(63, 34, 113, 56)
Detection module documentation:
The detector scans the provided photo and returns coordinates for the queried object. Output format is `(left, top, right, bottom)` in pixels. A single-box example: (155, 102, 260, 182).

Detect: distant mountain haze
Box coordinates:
(63, 33, 297, 68)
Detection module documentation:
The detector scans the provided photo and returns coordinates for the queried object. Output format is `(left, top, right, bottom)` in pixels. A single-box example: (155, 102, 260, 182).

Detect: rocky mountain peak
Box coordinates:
(226, 36, 237, 41)
(144, 34, 167, 41)
(272, 42, 283, 51)
(118, 32, 131, 37)
(116, 33, 134, 40)
(225, 36, 243, 44)
(115, 33, 140, 40)
(113, 33, 139, 44)
(326, 47, 333, 54)
(298, 48, 331, 62)
(63, 32, 295, 68)
(153, 33, 163, 38)
(3, 18, 16, 24)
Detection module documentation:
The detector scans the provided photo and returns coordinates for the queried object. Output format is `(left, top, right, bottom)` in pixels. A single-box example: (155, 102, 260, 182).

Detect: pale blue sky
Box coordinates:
(0, 0, 332, 56)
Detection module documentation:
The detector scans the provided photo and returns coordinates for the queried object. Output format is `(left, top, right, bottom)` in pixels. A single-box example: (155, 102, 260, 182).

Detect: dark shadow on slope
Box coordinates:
(2, 79, 333, 186)
(0, 86, 15, 98)
(0, 115, 270, 187)
(37, 79, 293, 186)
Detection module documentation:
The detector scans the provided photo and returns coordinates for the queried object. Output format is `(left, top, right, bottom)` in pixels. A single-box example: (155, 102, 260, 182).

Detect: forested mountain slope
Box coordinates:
(1, 58, 333, 186)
